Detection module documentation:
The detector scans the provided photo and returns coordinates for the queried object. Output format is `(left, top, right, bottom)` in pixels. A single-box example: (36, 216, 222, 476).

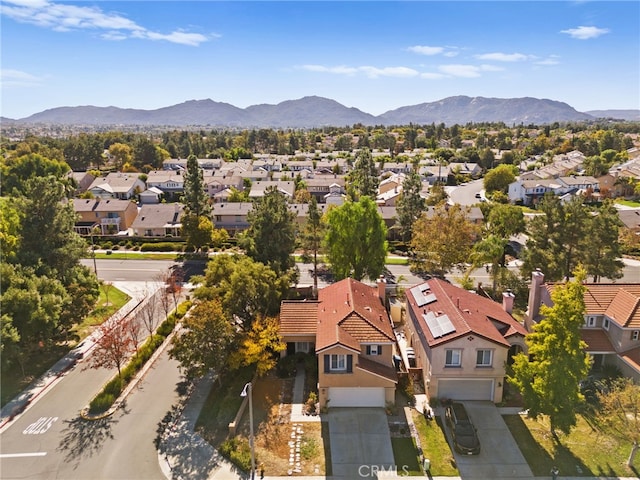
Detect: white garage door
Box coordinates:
(329, 387, 386, 407)
(438, 379, 494, 401)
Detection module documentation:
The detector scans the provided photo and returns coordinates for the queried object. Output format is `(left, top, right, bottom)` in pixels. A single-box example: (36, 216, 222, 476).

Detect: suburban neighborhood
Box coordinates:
(2, 117, 640, 480)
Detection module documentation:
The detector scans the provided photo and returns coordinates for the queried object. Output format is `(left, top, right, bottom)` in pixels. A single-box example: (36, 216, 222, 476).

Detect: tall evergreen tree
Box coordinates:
(182, 154, 211, 218)
(299, 196, 325, 294)
(508, 267, 591, 438)
(347, 148, 379, 200)
(396, 172, 425, 242)
(583, 200, 624, 282)
(521, 195, 588, 281)
(242, 186, 296, 274)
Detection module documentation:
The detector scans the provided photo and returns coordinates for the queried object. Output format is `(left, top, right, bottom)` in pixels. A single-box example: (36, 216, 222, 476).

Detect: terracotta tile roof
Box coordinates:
(620, 346, 640, 374)
(550, 283, 640, 315)
(316, 278, 394, 352)
(279, 300, 319, 336)
(356, 355, 398, 383)
(406, 279, 527, 348)
(604, 289, 640, 328)
(580, 329, 615, 353)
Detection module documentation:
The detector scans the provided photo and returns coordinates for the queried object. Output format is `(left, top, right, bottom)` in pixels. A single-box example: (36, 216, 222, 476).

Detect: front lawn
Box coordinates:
(72, 283, 131, 340)
(197, 368, 329, 476)
(412, 410, 459, 476)
(504, 414, 640, 477)
(391, 437, 422, 476)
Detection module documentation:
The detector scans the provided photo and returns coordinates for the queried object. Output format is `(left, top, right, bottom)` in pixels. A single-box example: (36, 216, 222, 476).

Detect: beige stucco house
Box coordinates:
(73, 198, 138, 235)
(280, 278, 398, 409)
(526, 270, 640, 382)
(402, 279, 527, 403)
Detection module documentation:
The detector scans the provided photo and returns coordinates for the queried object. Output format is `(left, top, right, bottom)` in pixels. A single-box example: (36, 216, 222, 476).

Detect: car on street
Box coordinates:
(445, 401, 481, 455)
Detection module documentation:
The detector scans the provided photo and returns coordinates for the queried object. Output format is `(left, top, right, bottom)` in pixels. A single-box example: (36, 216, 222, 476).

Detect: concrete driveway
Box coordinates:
(327, 408, 395, 478)
(443, 401, 533, 479)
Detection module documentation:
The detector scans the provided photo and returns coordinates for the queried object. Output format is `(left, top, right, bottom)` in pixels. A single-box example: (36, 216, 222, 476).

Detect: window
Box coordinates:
(476, 350, 493, 367)
(632, 331, 639, 341)
(445, 349, 462, 367)
(585, 316, 596, 327)
(603, 318, 610, 330)
(366, 345, 380, 355)
(324, 354, 352, 373)
(330, 354, 346, 371)
(295, 342, 311, 353)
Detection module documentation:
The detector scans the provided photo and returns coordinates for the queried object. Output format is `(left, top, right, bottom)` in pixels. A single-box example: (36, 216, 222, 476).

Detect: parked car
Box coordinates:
(445, 402, 481, 455)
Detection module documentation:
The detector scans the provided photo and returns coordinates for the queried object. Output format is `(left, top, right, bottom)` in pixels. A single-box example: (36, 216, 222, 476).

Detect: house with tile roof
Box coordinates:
(526, 270, 640, 382)
(280, 278, 398, 408)
(130, 203, 184, 237)
(72, 198, 138, 235)
(87, 172, 146, 200)
(403, 279, 527, 403)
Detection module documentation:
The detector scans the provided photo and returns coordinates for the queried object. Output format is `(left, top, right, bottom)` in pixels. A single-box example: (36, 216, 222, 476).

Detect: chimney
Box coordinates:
(502, 290, 515, 314)
(525, 269, 545, 331)
(377, 275, 386, 302)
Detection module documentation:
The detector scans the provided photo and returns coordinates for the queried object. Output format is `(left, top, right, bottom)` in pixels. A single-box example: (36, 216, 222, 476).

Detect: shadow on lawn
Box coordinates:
(321, 420, 332, 476)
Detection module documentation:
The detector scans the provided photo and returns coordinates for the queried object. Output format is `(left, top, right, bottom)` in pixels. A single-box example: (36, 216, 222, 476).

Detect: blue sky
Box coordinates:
(2, 1, 639, 119)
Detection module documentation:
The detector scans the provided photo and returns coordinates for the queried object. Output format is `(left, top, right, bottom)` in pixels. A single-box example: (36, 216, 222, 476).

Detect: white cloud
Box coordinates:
(1, 0, 211, 46)
(408, 45, 444, 56)
(560, 25, 609, 40)
(301, 65, 359, 75)
(420, 72, 447, 80)
(1, 69, 45, 87)
(535, 55, 561, 66)
(300, 64, 418, 78)
(359, 66, 418, 78)
(438, 64, 482, 78)
(478, 64, 504, 72)
(475, 52, 529, 62)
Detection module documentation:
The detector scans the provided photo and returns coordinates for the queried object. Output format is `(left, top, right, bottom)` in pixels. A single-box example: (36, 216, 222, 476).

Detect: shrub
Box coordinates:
(300, 436, 318, 460)
(276, 355, 298, 378)
(140, 242, 180, 252)
(219, 437, 253, 472)
(89, 393, 115, 414)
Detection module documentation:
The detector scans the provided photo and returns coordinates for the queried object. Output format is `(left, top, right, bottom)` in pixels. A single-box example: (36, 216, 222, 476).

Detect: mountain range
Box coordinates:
(3, 96, 639, 128)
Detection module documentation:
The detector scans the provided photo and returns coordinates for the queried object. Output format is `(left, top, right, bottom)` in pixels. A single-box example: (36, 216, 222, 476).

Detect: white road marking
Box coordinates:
(0, 452, 47, 458)
(22, 416, 58, 435)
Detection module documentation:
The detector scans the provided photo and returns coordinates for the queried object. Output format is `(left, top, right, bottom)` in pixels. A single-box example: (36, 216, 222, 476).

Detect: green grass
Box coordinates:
(504, 414, 640, 477)
(391, 437, 422, 476)
(412, 410, 459, 476)
(72, 284, 131, 340)
(1, 284, 130, 407)
(90, 252, 179, 260)
(615, 199, 640, 208)
(385, 256, 409, 265)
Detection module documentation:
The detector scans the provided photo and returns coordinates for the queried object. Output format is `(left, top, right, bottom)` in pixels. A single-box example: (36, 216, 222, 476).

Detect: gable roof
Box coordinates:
(131, 203, 184, 229)
(315, 278, 394, 352)
(406, 278, 527, 349)
(549, 283, 640, 325)
(73, 198, 134, 213)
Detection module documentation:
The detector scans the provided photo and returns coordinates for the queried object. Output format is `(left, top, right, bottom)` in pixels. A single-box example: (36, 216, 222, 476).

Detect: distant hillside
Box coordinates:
(9, 95, 635, 128)
(245, 96, 377, 127)
(585, 110, 640, 122)
(378, 96, 593, 125)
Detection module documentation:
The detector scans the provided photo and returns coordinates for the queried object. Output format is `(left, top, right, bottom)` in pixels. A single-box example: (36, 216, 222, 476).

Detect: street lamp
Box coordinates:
(240, 382, 256, 480)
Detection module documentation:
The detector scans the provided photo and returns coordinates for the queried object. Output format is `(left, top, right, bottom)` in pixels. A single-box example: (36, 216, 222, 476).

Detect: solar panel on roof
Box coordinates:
(411, 283, 435, 307)
(423, 312, 456, 338)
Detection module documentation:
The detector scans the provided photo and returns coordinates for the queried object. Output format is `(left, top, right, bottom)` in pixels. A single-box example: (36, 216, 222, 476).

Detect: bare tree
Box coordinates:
(126, 316, 142, 354)
(102, 281, 114, 307)
(154, 272, 173, 320)
(139, 290, 159, 337)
